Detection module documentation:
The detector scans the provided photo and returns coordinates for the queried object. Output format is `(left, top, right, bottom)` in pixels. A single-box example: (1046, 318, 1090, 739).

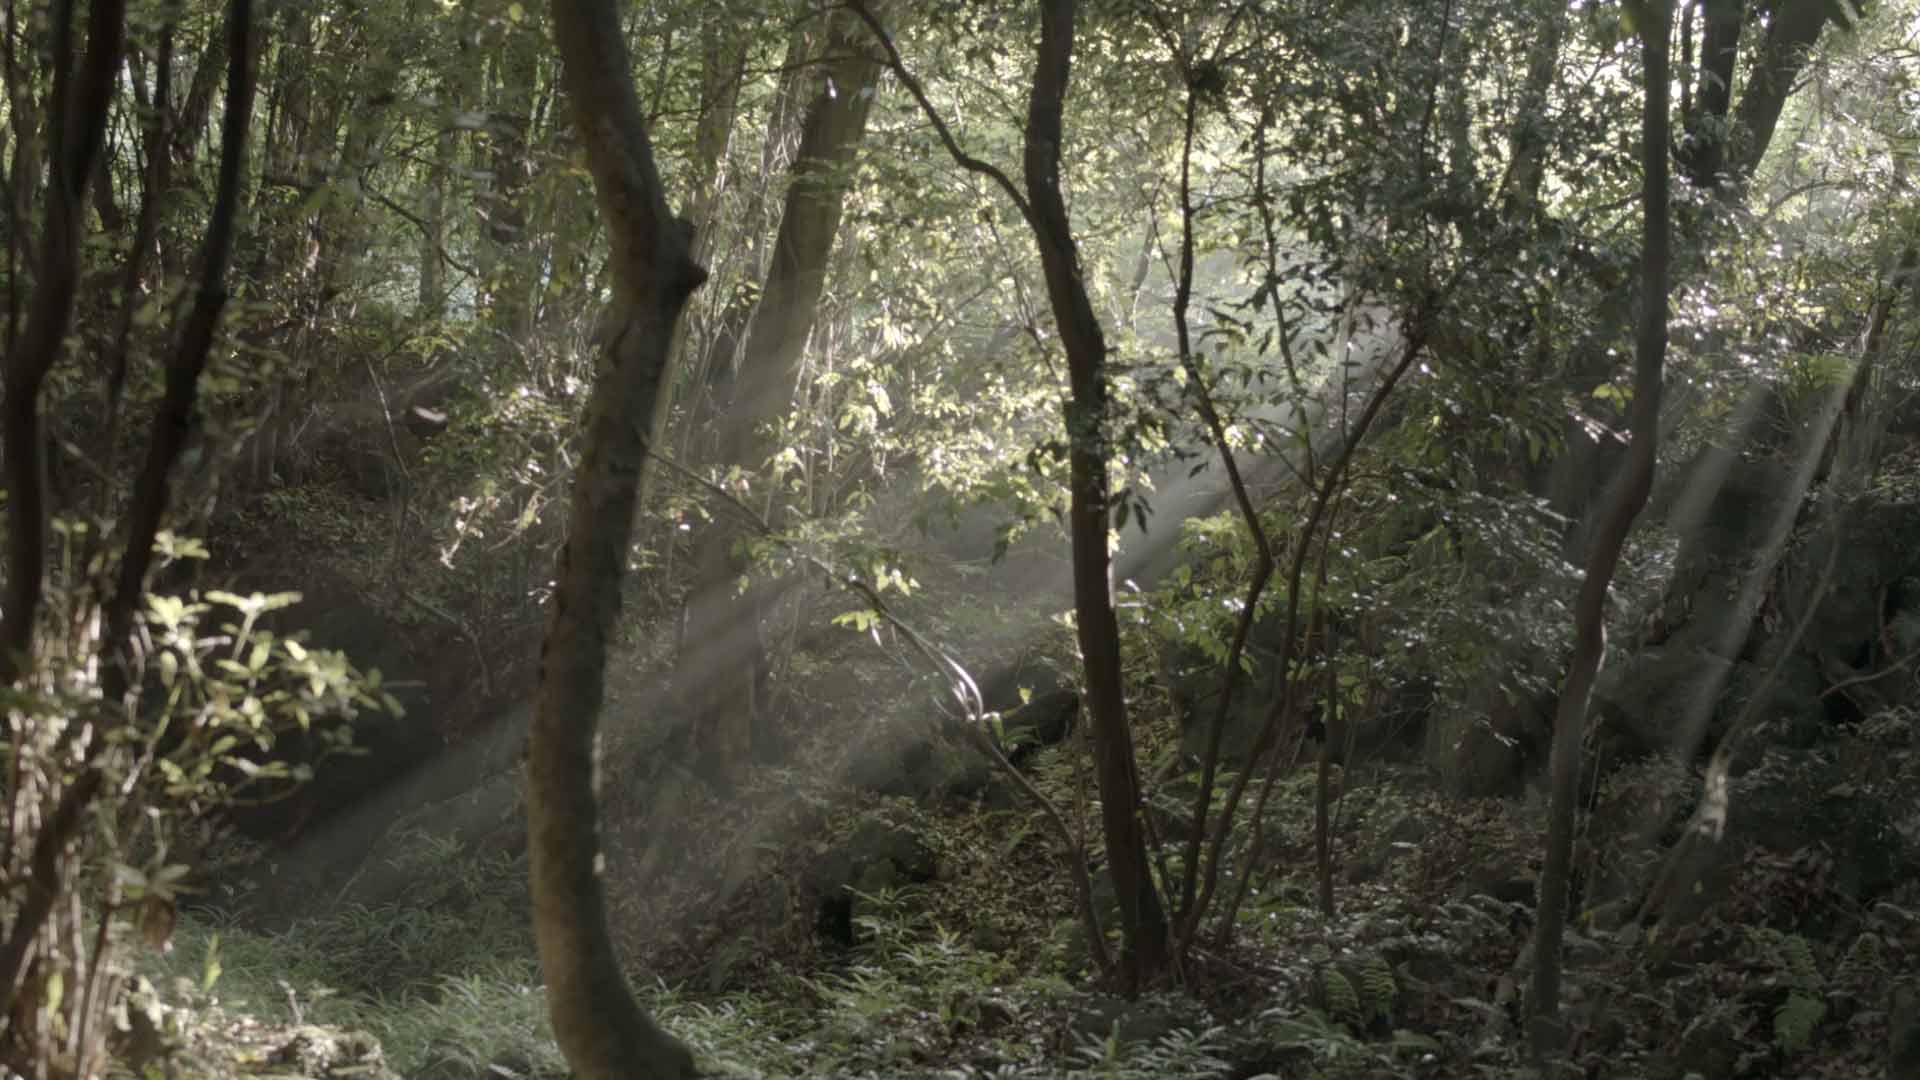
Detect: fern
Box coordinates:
(1745, 927, 1829, 1055)
(1773, 992, 1825, 1055)
(1836, 932, 1888, 996)
(1746, 927, 1824, 993)
(1779, 934, 1820, 989)
(1350, 952, 1397, 1026)
(1318, 967, 1362, 1028)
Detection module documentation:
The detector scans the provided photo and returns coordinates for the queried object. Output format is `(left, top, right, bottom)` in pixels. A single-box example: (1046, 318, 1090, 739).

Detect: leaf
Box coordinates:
(202, 934, 223, 991)
(43, 970, 63, 1014)
(833, 609, 877, 632)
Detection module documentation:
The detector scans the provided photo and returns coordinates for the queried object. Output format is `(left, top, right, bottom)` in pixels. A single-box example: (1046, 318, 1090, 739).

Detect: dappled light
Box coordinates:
(2, 0, 1919, 1078)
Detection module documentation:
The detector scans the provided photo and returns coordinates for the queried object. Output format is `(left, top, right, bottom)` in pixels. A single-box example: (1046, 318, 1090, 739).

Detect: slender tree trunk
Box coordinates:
(1539, 0, 1835, 558)
(170, 16, 227, 168)
(1025, 0, 1168, 989)
(1529, 1, 1670, 1058)
(530, 3, 707, 1077)
(0, 0, 128, 685)
(418, 94, 450, 318)
(481, 18, 540, 353)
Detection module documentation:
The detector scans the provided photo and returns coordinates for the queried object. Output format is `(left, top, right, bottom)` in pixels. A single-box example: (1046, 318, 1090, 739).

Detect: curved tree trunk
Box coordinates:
(1540, 0, 1838, 559)
(1528, 0, 1669, 1058)
(530, 3, 707, 1077)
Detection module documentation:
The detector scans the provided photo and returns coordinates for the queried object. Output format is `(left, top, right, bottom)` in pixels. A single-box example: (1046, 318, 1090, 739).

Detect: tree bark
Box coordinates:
(480, 15, 540, 351)
(678, 3, 887, 781)
(0, 0, 128, 685)
(1677, 0, 1741, 186)
(531, 2, 706, 1077)
(103, 0, 256, 680)
(1025, 0, 1168, 989)
(0, 0, 247, 1025)
(1529, 0, 1669, 1057)
(1724, 0, 1833, 187)
(1500, 0, 1567, 215)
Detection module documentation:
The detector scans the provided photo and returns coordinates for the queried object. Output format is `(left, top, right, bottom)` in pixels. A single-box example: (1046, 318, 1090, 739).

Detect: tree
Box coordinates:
(2, 4, 276, 1069)
(526, 1, 707, 1076)
(0, 0, 128, 684)
(1678, 0, 1850, 191)
(853, 0, 1170, 987)
(1026, 0, 1170, 988)
(1529, 0, 1670, 1057)
(677, 2, 892, 781)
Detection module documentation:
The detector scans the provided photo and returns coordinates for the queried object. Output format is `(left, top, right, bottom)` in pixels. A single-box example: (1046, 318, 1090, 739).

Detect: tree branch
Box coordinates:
(843, 0, 1036, 228)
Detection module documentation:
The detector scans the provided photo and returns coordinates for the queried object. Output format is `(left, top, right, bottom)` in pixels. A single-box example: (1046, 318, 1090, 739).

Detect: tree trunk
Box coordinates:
(417, 95, 450, 318)
(480, 17, 540, 352)
(1677, 0, 1742, 186)
(530, 3, 707, 1078)
(677, 3, 887, 781)
(0, 0, 128, 685)
(1500, 0, 1567, 215)
(1724, 0, 1834, 187)
(1025, 0, 1168, 989)
(1529, 0, 1669, 1058)
(1539, 0, 1836, 558)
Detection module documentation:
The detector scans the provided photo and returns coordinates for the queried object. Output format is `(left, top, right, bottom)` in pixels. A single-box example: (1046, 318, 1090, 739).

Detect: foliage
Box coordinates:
(0, 544, 391, 1074)
(1741, 926, 1827, 1055)
(3, 0, 1917, 1073)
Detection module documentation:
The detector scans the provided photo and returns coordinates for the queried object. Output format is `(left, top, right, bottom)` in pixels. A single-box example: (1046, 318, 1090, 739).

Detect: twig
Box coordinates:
(365, 184, 479, 277)
(1818, 645, 1920, 700)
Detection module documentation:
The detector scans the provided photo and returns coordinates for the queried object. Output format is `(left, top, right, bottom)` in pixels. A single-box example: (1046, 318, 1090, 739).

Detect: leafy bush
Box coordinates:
(0, 533, 392, 1076)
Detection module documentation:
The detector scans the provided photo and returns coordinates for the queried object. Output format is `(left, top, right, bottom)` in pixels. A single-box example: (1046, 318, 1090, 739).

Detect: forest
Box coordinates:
(0, 0, 1917, 1077)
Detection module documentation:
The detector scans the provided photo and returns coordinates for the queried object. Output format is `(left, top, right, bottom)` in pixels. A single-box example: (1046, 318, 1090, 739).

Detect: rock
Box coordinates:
(1162, 635, 1273, 768)
(997, 689, 1079, 765)
(1348, 813, 1428, 882)
(1732, 749, 1907, 903)
(268, 1026, 399, 1079)
(806, 818, 940, 947)
(415, 1044, 538, 1080)
(1662, 1012, 1740, 1080)
(843, 717, 999, 803)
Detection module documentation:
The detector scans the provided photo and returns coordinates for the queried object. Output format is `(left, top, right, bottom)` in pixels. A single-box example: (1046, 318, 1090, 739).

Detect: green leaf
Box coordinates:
(202, 934, 223, 992)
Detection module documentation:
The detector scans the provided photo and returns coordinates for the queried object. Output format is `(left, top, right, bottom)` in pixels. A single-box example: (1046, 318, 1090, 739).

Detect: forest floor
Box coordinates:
(133, 750, 1915, 1079)
(127, 530, 1916, 1079)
